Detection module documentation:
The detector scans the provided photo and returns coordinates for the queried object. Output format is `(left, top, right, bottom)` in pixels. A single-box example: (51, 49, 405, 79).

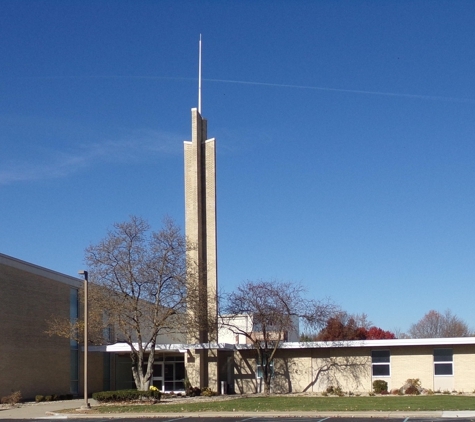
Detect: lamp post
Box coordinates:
(78, 270, 91, 410)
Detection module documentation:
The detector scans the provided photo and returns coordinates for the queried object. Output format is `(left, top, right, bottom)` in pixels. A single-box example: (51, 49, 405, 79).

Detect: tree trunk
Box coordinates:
(138, 377, 150, 391)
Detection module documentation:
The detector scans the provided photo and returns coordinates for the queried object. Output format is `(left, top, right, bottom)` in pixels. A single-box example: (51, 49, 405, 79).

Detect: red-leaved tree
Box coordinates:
(316, 312, 396, 341)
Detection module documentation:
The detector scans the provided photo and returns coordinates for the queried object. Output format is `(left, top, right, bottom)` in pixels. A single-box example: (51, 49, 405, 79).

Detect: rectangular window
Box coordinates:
(434, 348, 453, 376)
(372, 350, 390, 377)
(256, 356, 274, 379)
(70, 288, 79, 394)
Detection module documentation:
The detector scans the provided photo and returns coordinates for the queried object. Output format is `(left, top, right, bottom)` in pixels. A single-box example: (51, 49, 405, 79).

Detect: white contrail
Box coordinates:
(204, 77, 475, 104)
(5, 74, 475, 103)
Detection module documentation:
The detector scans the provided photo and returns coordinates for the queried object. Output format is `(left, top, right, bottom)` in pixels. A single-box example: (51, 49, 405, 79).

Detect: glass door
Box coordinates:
(152, 362, 163, 391)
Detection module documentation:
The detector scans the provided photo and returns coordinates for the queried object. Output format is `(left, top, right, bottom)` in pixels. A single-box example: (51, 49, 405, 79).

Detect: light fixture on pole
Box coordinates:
(78, 270, 91, 410)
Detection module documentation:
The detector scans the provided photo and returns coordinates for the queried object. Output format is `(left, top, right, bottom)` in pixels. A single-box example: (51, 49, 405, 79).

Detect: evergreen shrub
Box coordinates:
(373, 379, 388, 394)
(92, 389, 161, 403)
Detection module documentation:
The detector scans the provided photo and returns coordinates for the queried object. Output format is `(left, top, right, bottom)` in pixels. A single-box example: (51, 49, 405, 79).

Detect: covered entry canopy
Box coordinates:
(89, 343, 235, 393)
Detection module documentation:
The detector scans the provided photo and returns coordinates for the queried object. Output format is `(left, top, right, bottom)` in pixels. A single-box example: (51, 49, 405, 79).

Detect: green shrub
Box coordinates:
(35, 395, 45, 403)
(201, 387, 217, 397)
(186, 387, 201, 397)
(325, 386, 343, 396)
(92, 389, 161, 403)
(45, 395, 54, 401)
(0, 391, 22, 405)
(373, 380, 388, 394)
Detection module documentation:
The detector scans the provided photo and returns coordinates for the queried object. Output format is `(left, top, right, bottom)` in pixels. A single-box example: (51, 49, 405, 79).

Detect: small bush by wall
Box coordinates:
(373, 380, 388, 394)
(402, 378, 422, 395)
(1, 391, 22, 405)
(201, 387, 217, 397)
(92, 389, 161, 403)
(186, 387, 201, 397)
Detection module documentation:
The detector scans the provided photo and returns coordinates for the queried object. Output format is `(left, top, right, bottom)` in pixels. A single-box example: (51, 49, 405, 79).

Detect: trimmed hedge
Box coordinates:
(373, 380, 388, 394)
(92, 389, 161, 403)
(35, 394, 73, 402)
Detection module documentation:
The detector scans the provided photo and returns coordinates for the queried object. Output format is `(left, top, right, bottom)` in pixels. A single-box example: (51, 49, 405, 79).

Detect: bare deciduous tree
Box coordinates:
(220, 280, 335, 394)
(86, 216, 192, 390)
(48, 216, 193, 391)
(408, 309, 472, 338)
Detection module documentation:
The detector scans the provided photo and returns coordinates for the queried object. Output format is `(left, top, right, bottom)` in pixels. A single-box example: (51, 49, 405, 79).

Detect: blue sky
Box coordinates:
(1, 0, 474, 334)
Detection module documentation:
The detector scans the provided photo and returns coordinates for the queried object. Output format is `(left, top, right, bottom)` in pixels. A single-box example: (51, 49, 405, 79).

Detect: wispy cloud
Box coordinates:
(0, 127, 184, 186)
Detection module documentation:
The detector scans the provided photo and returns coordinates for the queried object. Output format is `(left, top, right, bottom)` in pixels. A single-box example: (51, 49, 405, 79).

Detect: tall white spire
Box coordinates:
(198, 34, 202, 114)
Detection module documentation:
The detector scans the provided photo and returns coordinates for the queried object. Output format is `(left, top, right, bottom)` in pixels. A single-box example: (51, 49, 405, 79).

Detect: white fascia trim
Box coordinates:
(89, 337, 475, 353)
(274, 337, 475, 349)
(89, 342, 236, 353)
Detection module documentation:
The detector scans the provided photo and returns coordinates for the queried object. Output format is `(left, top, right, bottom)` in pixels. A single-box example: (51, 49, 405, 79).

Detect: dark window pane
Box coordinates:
(256, 365, 263, 378)
(175, 363, 185, 380)
(175, 381, 185, 390)
(153, 380, 162, 390)
(372, 364, 390, 376)
(164, 364, 174, 380)
(372, 350, 390, 363)
(70, 288, 79, 319)
(164, 381, 174, 391)
(70, 349, 79, 380)
(153, 364, 162, 377)
(434, 348, 453, 362)
(435, 363, 453, 375)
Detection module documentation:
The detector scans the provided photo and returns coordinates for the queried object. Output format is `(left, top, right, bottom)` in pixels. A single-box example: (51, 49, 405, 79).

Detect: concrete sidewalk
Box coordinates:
(0, 399, 98, 419)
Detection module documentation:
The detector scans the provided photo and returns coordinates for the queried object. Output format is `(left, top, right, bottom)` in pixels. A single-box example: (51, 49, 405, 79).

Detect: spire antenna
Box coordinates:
(198, 34, 202, 114)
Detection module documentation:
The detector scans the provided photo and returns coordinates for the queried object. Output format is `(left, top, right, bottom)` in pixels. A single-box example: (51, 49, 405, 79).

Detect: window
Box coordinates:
(372, 350, 390, 377)
(434, 348, 453, 376)
(256, 355, 274, 379)
(70, 288, 79, 394)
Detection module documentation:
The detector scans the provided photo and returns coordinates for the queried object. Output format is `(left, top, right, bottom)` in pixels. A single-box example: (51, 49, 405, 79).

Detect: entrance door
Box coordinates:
(152, 355, 185, 393)
(164, 360, 185, 392)
(151, 362, 163, 390)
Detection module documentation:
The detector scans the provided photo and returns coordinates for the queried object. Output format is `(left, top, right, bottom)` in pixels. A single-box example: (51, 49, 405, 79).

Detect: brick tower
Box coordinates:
(183, 37, 218, 389)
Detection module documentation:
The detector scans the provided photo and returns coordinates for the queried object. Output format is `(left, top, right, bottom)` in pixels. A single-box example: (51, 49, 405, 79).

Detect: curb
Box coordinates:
(47, 410, 446, 419)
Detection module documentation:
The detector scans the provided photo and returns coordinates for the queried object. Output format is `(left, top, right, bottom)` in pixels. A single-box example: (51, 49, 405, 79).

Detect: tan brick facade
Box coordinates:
(0, 253, 106, 400)
(184, 108, 218, 389)
(232, 341, 475, 394)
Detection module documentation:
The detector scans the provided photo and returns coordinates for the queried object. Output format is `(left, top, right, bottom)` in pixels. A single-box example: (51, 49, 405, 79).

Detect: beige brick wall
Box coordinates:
(453, 345, 475, 392)
(311, 347, 371, 393)
(0, 255, 106, 400)
(0, 260, 77, 399)
(234, 347, 371, 394)
(389, 346, 433, 391)
(231, 344, 475, 395)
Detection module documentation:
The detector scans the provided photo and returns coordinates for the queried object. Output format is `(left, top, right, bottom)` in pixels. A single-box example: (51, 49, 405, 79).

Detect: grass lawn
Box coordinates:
(93, 395, 475, 414)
